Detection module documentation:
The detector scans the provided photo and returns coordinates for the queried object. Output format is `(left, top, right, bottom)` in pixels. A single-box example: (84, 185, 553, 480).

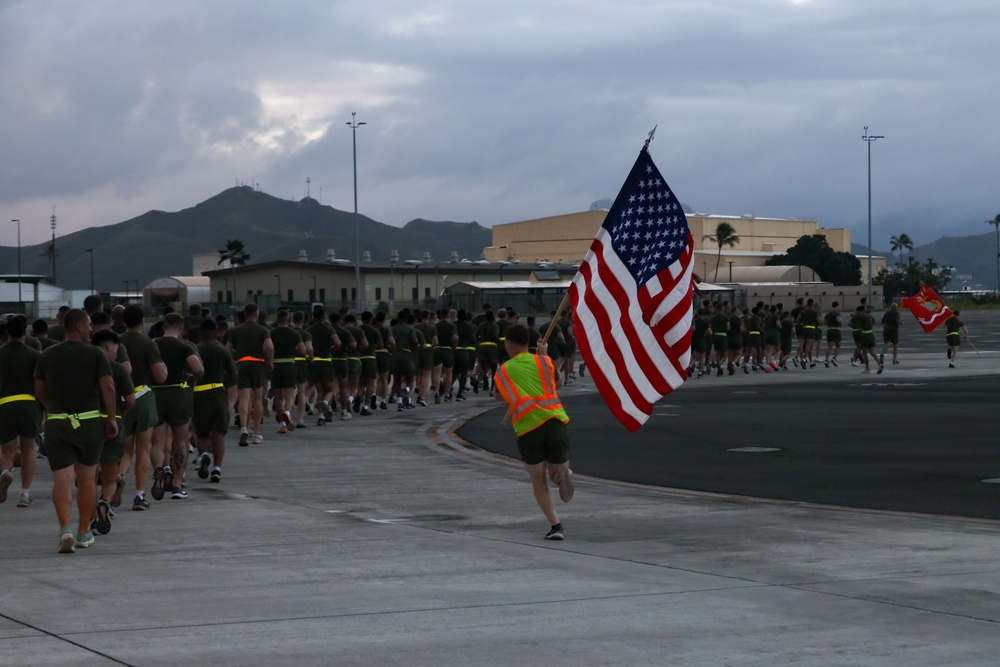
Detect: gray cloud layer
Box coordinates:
(2, 0, 998, 248)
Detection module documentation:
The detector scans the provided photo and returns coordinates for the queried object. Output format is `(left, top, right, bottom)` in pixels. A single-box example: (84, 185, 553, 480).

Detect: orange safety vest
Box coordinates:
(493, 352, 569, 436)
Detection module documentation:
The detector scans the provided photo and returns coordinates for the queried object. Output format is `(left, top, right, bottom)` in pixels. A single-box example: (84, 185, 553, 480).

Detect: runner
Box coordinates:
(854, 305, 882, 374)
(329, 312, 357, 421)
(709, 302, 729, 377)
(226, 304, 273, 444)
(118, 305, 168, 511)
(433, 308, 457, 402)
(945, 310, 968, 369)
(90, 329, 135, 535)
(151, 313, 203, 500)
(0, 315, 40, 509)
(192, 319, 237, 484)
(824, 302, 842, 367)
(414, 310, 438, 406)
(390, 311, 420, 411)
(357, 312, 383, 416)
(307, 307, 340, 425)
(880, 303, 902, 366)
(34, 309, 118, 553)
(373, 310, 394, 410)
(269, 309, 304, 432)
(453, 309, 476, 402)
(493, 324, 573, 540)
(291, 311, 314, 428)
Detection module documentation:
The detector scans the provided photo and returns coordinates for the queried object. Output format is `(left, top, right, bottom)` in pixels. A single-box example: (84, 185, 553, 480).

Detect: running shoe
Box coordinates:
(893, 359, 899, 365)
(197, 453, 211, 480)
(434, 393, 441, 404)
(251, 434, 264, 445)
(824, 361, 829, 368)
(949, 362, 955, 368)
(544, 524, 565, 541)
(397, 403, 405, 412)
(792, 358, 799, 368)
(472, 380, 479, 394)
(296, 423, 307, 429)
(239, 431, 250, 447)
(58, 530, 76, 554)
(454, 394, 465, 401)
(317, 417, 326, 426)
(556, 469, 574, 503)
(360, 406, 372, 416)
(323, 405, 334, 422)
(277, 425, 288, 434)
(161, 468, 174, 494)
(742, 364, 748, 374)
(878, 353, 884, 365)
(16, 494, 33, 508)
(132, 495, 150, 511)
(877, 364, 884, 375)
(370, 395, 378, 410)
(151, 467, 165, 501)
(210, 468, 221, 483)
(379, 401, 388, 410)
(341, 410, 352, 421)
(75, 531, 95, 548)
(352, 396, 361, 413)
(417, 398, 428, 407)
(831, 359, 838, 367)
(111, 474, 125, 508)
(0, 470, 12, 504)
(94, 499, 112, 535)
(279, 411, 295, 431)
(170, 487, 188, 499)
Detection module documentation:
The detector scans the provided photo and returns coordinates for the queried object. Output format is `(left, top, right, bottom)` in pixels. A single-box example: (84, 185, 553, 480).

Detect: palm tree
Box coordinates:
(987, 215, 1000, 296)
(889, 233, 914, 267)
(703, 222, 740, 281)
(218, 239, 250, 304)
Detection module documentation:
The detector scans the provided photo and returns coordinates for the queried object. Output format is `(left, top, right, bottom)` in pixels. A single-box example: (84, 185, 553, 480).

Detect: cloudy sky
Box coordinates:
(2, 0, 998, 250)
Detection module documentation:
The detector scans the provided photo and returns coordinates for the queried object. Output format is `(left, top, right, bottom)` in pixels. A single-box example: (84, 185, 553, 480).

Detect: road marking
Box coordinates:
(732, 391, 758, 395)
(982, 478, 1000, 484)
(728, 447, 781, 453)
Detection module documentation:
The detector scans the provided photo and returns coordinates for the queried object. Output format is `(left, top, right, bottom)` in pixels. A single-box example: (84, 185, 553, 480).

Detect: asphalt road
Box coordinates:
(459, 310, 1000, 520)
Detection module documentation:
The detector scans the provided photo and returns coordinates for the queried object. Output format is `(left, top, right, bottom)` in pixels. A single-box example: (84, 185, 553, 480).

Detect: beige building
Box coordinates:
(482, 210, 884, 284)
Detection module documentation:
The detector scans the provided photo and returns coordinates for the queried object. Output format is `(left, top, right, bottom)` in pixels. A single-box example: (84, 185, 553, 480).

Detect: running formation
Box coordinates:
(0, 300, 580, 553)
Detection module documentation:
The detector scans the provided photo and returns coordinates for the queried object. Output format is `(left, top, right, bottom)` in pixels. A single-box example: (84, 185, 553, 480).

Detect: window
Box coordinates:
(411, 287, 418, 302)
(319, 288, 326, 302)
(217, 290, 223, 302)
(375, 287, 382, 300)
(351, 287, 357, 302)
(424, 287, 431, 299)
(287, 289, 294, 302)
(309, 288, 316, 302)
(341, 288, 348, 303)
(388, 287, 394, 299)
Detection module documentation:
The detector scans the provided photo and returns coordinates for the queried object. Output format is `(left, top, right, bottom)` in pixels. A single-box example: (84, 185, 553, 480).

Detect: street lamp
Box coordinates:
(11, 219, 20, 307)
(86, 248, 95, 293)
(347, 111, 366, 313)
(862, 126, 885, 306)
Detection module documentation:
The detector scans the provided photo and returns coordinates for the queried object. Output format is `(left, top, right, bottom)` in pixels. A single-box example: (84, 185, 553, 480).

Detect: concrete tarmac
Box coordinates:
(3, 313, 1000, 665)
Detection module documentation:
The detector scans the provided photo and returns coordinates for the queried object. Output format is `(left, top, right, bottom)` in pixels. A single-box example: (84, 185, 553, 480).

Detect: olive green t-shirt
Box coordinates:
(456, 321, 477, 348)
(346, 325, 367, 354)
(23, 335, 42, 352)
(0, 341, 41, 397)
(227, 322, 271, 359)
(476, 322, 499, 344)
(110, 359, 135, 414)
(415, 322, 437, 348)
(434, 320, 457, 348)
(360, 324, 383, 351)
(47, 324, 66, 342)
(307, 322, 336, 358)
(391, 323, 418, 353)
(198, 341, 238, 386)
(333, 326, 354, 358)
(269, 326, 302, 360)
(35, 340, 112, 413)
(881, 310, 901, 332)
(710, 313, 729, 335)
(154, 336, 199, 385)
(119, 330, 163, 388)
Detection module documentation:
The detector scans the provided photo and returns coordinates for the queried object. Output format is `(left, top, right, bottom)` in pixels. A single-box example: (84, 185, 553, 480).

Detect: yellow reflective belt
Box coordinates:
(154, 381, 189, 389)
(375, 349, 389, 354)
(480, 341, 497, 346)
(0, 393, 35, 406)
(193, 383, 225, 392)
(134, 384, 151, 399)
(48, 410, 102, 430)
(433, 346, 451, 349)
(294, 356, 307, 361)
(804, 325, 816, 329)
(862, 329, 873, 334)
(462, 346, 476, 351)
(714, 333, 727, 336)
(749, 331, 761, 335)
(360, 355, 376, 360)
(313, 357, 332, 362)
(100, 413, 124, 420)
(272, 358, 296, 363)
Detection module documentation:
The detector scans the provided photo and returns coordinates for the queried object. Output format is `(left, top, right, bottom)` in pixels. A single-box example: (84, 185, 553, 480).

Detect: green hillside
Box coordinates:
(855, 231, 1000, 288)
(0, 187, 492, 291)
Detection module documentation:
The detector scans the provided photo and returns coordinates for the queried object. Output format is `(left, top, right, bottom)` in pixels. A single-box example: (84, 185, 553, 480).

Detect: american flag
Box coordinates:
(570, 146, 694, 431)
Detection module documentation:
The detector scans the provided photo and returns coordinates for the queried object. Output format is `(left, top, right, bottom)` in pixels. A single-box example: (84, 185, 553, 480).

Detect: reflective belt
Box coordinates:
(294, 356, 307, 362)
(804, 325, 816, 329)
(424, 344, 433, 348)
(272, 358, 296, 364)
(861, 330, 873, 334)
(134, 384, 151, 399)
(360, 355, 376, 360)
(0, 393, 35, 406)
(48, 410, 102, 430)
(313, 357, 333, 362)
(375, 349, 389, 354)
(401, 348, 412, 353)
(155, 382, 189, 390)
(433, 345, 452, 349)
(947, 331, 960, 337)
(480, 341, 497, 346)
(347, 356, 360, 361)
(237, 356, 265, 363)
(499, 337, 506, 342)
(462, 346, 476, 351)
(714, 333, 727, 336)
(193, 383, 225, 392)
(101, 413, 124, 420)
(749, 331, 761, 335)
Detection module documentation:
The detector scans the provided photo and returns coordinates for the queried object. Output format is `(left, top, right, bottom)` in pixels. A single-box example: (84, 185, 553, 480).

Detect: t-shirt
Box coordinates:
(360, 324, 383, 352)
(415, 322, 437, 348)
(35, 340, 112, 413)
(476, 322, 500, 344)
(270, 326, 302, 360)
(47, 324, 66, 342)
(0, 341, 41, 397)
(825, 310, 840, 328)
(333, 326, 354, 358)
(23, 335, 42, 352)
(154, 336, 199, 385)
(435, 320, 457, 348)
(946, 317, 964, 335)
(391, 323, 418, 354)
(710, 313, 728, 335)
(110, 359, 135, 415)
(881, 310, 901, 331)
(456, 321, 477, 348)
(227, 322, 271, 359)
(307, 322, 336, 358)
(198, 341, 238, 386)
(119, 330, 162, 388)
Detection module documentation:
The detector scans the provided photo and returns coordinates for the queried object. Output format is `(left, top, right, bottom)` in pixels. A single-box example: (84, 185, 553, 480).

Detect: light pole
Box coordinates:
(862, 126, 884, 306)
(86, 248, 95, 293)
(347, 111, 366, 313)
(11, 219, 20, 307)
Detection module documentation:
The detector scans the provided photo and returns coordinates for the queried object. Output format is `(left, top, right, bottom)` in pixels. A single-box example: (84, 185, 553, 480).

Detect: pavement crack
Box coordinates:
(0, 612, 136, 666)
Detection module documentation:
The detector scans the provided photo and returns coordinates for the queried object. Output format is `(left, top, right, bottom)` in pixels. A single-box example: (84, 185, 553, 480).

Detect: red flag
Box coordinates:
(901, 284, 953, 333)
(570, 146, 693, 432)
